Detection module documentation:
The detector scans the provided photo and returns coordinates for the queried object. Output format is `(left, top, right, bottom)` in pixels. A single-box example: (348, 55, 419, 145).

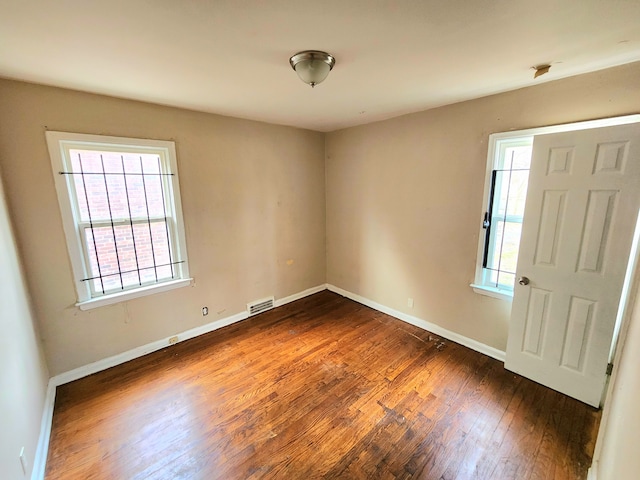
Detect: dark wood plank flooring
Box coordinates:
(45, 291, 600, 479)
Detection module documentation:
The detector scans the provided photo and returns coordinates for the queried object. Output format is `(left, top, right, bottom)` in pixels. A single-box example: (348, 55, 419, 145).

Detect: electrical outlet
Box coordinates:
(202, 306, 209, 316)
(19, 447, 28, 475)
(168, 336, 179, 345)
(408, 297, 414, 308)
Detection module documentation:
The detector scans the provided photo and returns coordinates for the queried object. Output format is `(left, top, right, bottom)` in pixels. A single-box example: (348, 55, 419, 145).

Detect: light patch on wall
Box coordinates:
(286, 259, 294, 266)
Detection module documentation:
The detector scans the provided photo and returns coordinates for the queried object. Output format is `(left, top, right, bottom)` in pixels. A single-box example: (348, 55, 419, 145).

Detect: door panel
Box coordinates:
(534, 190, 566, 266)
(561, 296, 594, 371)
(505, 123, 640, 407)
(577, 190, 617, 273)
(522, 287, 550, 356)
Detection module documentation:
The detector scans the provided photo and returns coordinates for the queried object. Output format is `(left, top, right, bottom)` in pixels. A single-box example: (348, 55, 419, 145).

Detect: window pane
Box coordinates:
(104, 170, 129, 220)
(484, 138, 532, 290)
(84, 220, 173, 295)
(150, 221, 171, 267)
(143, 172, 166, 218)
(499, 221, 522, 274)
(124, 174, 149, 218)
(504, 145, 532, 169)
(84, 225, 121, 293)
(69, 150, 166, 222)
(497, 271, 515, 289)
(140, 155, 161, 175)
(124, 153, 164, 219)
(494, 170, 530, 219)
(70, 149, 101, 172)
(506, 170, 529, 217)
(72, 162, 109, 223)
(486, 220, 504, 272)
(133, 221, 173, 284)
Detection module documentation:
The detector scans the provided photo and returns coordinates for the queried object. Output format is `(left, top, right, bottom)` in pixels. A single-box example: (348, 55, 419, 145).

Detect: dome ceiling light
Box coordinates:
(289, 50, 336, 88)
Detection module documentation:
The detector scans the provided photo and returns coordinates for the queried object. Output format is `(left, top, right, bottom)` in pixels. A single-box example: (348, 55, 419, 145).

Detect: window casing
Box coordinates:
(472, 134, 533, 300)
(480, 137, 532, 291)
(47, 132, 191, 310)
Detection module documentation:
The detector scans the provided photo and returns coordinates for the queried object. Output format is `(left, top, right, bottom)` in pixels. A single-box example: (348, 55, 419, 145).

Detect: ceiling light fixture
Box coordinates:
(289, 50, 335, 88)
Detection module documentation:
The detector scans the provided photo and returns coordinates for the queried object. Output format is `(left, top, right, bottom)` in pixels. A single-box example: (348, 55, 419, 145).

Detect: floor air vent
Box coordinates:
(247, 296, 275, 316)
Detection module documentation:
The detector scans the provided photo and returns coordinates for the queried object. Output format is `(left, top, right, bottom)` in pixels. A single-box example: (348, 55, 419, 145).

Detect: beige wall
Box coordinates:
(325, 61, 640, 351)
(0, 79, 326, 375)
(0, 167, 50, 478)
(0, 61, 638, 389)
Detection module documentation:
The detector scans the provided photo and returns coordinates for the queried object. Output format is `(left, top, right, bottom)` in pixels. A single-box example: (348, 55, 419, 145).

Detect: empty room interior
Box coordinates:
(2, 1, 640, 479)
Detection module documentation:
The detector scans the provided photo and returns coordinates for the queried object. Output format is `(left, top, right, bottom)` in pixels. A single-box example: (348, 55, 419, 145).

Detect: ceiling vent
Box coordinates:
(247, 296, 275, 316)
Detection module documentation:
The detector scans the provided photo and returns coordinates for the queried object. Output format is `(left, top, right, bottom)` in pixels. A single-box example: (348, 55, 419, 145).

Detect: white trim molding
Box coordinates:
(51, 284, 328, 386)
(327, 284, 506, 362)
(51, 310, 249, 386)
(274, 284, 327, 307)
(31, 380, 56, 480)
(46, 131, 191, 309)
(470, 283, 513, 302)
(77, 278, 193, 311)
(48, 282, 506, 387)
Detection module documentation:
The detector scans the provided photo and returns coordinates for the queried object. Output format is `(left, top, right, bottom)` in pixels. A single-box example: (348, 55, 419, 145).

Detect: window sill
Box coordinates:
(76, 278, 193, 311)
(470, 283, 514, 301)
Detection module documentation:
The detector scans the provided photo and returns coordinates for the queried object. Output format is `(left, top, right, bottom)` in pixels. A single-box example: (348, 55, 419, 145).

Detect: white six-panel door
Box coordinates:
(505, 123, 640, 407)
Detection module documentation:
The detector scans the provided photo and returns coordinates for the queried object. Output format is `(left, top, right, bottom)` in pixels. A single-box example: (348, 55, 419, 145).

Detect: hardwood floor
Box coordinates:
(45, 291, 600, 479)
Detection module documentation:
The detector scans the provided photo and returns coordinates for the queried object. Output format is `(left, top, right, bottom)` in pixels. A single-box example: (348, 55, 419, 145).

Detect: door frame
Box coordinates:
(589, 210, 640, 476)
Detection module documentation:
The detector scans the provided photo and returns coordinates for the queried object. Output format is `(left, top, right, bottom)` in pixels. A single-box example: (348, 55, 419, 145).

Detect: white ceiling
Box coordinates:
(1, 0, 639, 132)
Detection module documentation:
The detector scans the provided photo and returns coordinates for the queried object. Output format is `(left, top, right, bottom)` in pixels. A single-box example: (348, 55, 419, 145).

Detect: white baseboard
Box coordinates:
(326, 284, 506, 362)
(50, 283, 503, 388)
(274, 284, 327, 307)
(50, 309, 249, 387)
(51, 284, 328, 387)
(31, 380, 56, 480)
(587, 462, 598, 480)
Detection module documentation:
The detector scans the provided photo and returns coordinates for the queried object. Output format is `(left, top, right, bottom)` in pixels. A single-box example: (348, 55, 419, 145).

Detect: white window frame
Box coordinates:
(476, 135, 533, 297)
(47, 131, 192, 310)
(472, 114, 640, 301)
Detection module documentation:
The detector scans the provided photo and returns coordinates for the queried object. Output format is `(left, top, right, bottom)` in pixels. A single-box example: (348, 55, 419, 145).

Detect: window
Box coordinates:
(472, 134, 532, 299)
(47, 132, 191, 310)
(481, 137, 532, 291)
